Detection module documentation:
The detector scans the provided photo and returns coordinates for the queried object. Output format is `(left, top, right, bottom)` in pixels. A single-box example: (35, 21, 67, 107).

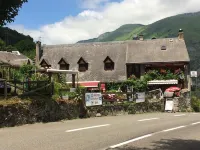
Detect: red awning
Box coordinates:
(79, 81, 100, 87)
(165, 86, 181, 92)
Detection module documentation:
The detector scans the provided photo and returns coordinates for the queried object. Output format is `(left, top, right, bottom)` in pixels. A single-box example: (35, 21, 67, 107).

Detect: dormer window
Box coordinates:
(104, 56, 114, 71)
(40, 59, 51, 68)
(161, 45, 167, 50)
(77, 57, 88, 72)
(58, 58, 69, 70)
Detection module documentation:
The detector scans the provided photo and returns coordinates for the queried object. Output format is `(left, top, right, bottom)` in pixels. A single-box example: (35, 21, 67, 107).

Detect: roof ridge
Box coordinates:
(43, 37, 180, 48)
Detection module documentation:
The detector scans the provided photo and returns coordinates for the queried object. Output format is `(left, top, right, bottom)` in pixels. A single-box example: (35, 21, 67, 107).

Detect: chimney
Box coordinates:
(36, 41, 42, 66)
(178, 29, 184, 40)
(139, 34, 144, 41)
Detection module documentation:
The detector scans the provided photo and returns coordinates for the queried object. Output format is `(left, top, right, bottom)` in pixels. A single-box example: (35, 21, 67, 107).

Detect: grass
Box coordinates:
(0, 96, 32, 106)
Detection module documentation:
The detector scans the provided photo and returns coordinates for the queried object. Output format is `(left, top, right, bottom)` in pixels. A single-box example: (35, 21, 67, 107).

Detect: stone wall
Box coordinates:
(0, 94, 191, 128)
(87, 100, 165, 117)
(173, 92, 192, 112)
(0, 99, 80, 128)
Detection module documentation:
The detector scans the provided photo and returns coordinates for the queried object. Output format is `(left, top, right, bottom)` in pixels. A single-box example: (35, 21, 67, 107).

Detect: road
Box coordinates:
(0, 113, 200, 150)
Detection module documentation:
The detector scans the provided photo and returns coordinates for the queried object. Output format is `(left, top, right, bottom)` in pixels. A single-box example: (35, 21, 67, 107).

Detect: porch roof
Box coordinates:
(147, 80, 178, 85)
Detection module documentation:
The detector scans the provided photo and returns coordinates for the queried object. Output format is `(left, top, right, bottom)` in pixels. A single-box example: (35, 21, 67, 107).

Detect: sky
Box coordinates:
(7, 0, 200, 45)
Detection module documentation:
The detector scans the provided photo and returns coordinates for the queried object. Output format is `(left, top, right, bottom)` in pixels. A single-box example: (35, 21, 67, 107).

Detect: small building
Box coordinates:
(36, 29, 190, 90)
(0, 51, 32, 79)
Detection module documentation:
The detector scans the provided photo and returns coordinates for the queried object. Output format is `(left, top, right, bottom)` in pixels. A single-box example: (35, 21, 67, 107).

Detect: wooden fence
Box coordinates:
(0, 79, 7, 99)
(0, 79, 54, 98)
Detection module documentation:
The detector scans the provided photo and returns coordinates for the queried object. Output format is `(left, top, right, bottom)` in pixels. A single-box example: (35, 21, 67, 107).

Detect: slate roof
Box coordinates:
(41, 38, 190, 82)
(0, 51, 31, 67)
(126, 38, 190, 63)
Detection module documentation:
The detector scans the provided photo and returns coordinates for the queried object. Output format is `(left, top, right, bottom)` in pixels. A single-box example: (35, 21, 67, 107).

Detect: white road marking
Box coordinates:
(192, 113, 198, 115)
(174, 114, 186, 117)
(162, 126, 186, 132)
(110, 134, 153, 148)
(65, 124, 110, 132)
(138, 118, 160, 122)
(191, 122, 200, 125)
(109, 120, 200, 149)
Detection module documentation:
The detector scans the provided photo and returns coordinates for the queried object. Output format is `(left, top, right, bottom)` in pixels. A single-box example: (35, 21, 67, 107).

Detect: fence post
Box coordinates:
(4, 80, 7, 99)
(22, 82, 25, 94)
(14, 80, 17, 95)
(51, 82, 54, 96)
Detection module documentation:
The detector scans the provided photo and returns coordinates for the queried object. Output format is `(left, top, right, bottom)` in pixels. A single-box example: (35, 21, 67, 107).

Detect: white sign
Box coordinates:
(165, 99, 174, 111)
(62, 95, 69, 100)
(136, 92, 145, 103)
(70, 88, 76, 92)
(85, 93, 102, 107)
(190, 71, 197, 78)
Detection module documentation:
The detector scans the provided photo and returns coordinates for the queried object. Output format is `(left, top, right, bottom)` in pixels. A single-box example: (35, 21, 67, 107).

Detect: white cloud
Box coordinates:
(80, 0, 110, 9)
(8, 0, 200, 45)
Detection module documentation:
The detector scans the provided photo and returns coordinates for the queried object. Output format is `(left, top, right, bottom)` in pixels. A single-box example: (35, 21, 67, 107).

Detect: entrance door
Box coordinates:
(127, 64, 141, 79)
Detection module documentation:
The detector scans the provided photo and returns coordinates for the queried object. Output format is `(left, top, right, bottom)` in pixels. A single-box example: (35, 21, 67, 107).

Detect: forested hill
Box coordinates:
(0, 27, 35, 59)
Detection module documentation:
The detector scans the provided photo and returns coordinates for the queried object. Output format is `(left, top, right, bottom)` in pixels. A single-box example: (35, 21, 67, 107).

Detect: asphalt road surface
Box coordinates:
(0, 113, 200, 150)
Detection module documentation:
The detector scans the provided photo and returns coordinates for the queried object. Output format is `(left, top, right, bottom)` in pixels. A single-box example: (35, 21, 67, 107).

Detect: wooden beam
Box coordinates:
(4, 80, 7, 99)
(72, 74, 76, 88)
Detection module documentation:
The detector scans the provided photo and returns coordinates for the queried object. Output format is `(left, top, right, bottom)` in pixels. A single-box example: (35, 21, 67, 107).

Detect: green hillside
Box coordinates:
(78, 12, 200, 70)
(78, 24, 144, 43)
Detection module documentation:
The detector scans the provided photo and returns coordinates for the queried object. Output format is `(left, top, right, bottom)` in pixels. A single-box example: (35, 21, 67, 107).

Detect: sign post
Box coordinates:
(136, 92, 145, 103)
(190, 71, 198, 91)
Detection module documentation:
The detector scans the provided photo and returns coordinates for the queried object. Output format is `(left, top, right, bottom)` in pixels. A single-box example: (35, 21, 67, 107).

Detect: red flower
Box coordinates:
(160, 69, 166, 74)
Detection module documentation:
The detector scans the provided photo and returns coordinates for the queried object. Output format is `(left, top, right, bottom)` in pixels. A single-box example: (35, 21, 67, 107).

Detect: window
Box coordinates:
(40, 59, 51, 68)
(77, 57, 88, 72)
(58, 58, 69, 70)
(60, 64, 69, 70)
(161, 45, 167, 50)
(104, 56, 114, 71)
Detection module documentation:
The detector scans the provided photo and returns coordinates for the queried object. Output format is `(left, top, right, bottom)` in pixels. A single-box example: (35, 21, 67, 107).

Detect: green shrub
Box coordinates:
(52, 94, 60, 101)
(30, 73, 49, 81)
(127, 102, 136, 114)
(191, 96, 200, 112)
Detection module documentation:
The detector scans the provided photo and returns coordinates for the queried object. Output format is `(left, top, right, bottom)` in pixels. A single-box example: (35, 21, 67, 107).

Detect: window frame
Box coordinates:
(77, 57, 88, 72)
(58, 58, 70, 70)
(104, 56, 114, 71)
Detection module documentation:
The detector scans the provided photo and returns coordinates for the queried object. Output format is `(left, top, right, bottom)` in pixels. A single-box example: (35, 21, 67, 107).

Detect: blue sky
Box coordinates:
(9, 0, 200, 44)
(11, 0, 121, 29)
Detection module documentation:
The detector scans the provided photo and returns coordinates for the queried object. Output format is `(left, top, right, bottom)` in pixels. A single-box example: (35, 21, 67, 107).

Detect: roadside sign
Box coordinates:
(136, 92, 145, 103)
(190, 71, 197, 78)
(85, 93, 102, 107)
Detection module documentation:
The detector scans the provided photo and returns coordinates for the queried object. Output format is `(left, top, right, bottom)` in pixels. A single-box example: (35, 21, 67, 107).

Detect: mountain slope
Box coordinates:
(78, 24, 144, 43)
(0, 27, 34, 46)
(78, 12, 200, 70)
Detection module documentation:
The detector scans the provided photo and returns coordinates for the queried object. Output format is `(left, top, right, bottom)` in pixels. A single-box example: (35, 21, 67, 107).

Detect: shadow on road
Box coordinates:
(108, 139, 200, 150)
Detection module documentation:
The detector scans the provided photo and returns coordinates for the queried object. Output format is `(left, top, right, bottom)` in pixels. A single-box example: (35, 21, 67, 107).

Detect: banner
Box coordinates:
(165, 99, 174, 111)
(136, 92, 145, 103)
(85, 93, 102, 107)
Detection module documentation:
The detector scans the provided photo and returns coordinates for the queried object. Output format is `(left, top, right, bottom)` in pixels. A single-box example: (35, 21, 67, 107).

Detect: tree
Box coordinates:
(14, 39, 35, 52)
(0, 39, 5, 50)
(4, 45, 17, 52)
(0, 0, 28, 26)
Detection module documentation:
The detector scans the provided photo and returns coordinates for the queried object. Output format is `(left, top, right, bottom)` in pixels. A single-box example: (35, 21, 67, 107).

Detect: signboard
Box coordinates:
(70, 88, 76, 92)
(62, 95, 69, 100)
(85, 93, 102, 107)
(165, 99, 174, 111)
(136, 92, 145, 103)
(127, 86, 133, 101)
(190, 71, 197, 78)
